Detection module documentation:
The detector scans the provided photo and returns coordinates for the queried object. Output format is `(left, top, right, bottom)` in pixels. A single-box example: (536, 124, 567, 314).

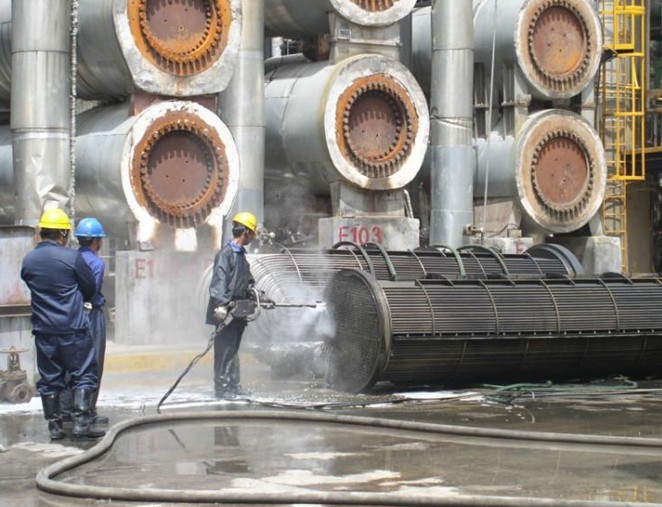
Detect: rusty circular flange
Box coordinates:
(329, 0, 416, 27)
(131, 111, 230, 228)
(128, 0, 231, 76)
(518, 111, 606, 233)
(518, 0, 601, 98)
(335, 75, 417, 180)
(349, 0, 399, 12)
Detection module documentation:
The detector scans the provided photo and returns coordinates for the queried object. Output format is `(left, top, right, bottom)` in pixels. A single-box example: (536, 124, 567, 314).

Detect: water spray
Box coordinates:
(157, 287, 325, 413)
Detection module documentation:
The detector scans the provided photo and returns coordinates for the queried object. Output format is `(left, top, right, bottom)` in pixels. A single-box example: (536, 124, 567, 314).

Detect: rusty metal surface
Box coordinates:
(517, 110, 605, 233)
(127, 0, 232, 77)
(532, 131, 591, 214)
(350, 0, 399, 12)
(519, 0, 599, 97)
(0, 347, 33, 403)
(130, 111, 230, 228)
(335, 75, 416, 180)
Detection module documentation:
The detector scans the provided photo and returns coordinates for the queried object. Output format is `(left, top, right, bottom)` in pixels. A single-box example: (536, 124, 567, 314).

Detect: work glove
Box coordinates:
(83, 302, 92, 314)
(213, 305, 229, 323)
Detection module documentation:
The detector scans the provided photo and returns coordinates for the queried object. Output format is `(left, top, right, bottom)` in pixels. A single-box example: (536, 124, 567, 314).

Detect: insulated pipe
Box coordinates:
(325, 269, 662, 393)
(429, 0, 474, 248)
(264, 54, 429, 192)
(0, 1, 9, 105)
(264, 0, 418, 39)
(0, 0, 242, 99)
(473, 0, 602, 100)
(11, 0, 71, 225)
(0, 126, 12, 223)
(474, 109, 607, 234)
(75, 101, 238, 239)
(218, 0, 264, 235)
(410, 1, 602, 100)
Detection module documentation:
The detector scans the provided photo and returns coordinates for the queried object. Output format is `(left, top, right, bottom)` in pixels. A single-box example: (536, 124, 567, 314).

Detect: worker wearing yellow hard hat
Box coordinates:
(205, 211, 258, 399)
(38, 208, 72, 231)
(231, 211, 257, 233)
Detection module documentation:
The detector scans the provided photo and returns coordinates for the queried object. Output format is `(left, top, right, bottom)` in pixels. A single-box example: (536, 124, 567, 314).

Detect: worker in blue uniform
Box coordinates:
(75, 217, 109, 425)
(206, 212, 257, 399)
(20, 209, 105, 441)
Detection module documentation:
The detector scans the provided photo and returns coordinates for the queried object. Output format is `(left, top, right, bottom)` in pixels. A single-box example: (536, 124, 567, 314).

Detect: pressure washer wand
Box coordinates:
(262, 301, 323, 309)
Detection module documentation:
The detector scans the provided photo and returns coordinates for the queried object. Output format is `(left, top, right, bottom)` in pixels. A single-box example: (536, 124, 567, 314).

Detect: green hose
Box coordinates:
(36, 410, 662, 506)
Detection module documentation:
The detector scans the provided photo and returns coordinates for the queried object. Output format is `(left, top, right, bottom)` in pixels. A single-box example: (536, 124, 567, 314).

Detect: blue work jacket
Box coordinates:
(20, 241, 96, 335)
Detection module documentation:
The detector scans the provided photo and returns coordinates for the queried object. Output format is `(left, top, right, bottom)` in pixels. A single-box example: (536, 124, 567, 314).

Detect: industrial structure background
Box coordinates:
(1, 0, 661, 390)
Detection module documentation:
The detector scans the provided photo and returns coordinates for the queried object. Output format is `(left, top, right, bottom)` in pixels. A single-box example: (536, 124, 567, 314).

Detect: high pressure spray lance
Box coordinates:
(156, 288, 323, 413)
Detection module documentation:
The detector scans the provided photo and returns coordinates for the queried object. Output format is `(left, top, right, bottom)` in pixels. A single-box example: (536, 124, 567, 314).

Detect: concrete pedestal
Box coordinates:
(115, 250, 212, 346)
(550, 235, 622, 275)
(318, 216, 420, 250)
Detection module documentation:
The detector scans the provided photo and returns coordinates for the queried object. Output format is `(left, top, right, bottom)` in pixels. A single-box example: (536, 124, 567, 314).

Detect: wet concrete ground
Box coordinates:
(2, 356, 662, 506)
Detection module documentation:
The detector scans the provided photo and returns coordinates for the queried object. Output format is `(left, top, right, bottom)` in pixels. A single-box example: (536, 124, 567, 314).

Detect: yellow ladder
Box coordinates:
(599, 0, 646, 272)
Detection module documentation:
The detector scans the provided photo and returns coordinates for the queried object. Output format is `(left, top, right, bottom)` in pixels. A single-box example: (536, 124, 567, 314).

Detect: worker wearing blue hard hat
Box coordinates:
(74, 217, 109, 427)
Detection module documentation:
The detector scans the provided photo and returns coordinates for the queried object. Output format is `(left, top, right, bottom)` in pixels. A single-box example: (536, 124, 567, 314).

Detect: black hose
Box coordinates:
(37, 410, 662, 506)
(156, 325, 221, 414)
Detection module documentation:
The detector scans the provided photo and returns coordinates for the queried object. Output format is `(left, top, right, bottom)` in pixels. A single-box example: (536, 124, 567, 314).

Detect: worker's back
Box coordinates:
(21, 241, 96, 335)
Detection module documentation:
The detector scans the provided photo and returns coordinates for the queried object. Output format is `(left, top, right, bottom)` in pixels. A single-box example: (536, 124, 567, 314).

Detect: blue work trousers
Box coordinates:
(214, 318, 247, 391)
(89, 307, 106, 389)
(35, 331, 98, 396)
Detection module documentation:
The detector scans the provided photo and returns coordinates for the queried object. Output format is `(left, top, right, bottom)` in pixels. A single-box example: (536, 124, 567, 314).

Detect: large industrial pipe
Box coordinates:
(325, 269, 662, 392)
(473, 0, 602, 100)
(428, 0, 474, 248)
(264, 54, 429, 192)
(74, 101, 239, 240)
(218, 0, 265, 233)
(411, 0, 602, 101)
(11, 0, 71, 225)
(0, 127, 11, 223)
(475, 109, 607, 233)
(0, 1, 9, 106)
(0, 0, 242, 99)
(264, 0, 417, 39)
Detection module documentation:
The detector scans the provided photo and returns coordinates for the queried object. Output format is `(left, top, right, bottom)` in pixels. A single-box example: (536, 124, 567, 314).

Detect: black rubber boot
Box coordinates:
(72, 388, 105, 440)
(59, 389, 73, 423)
(41, 394, 66, 441)
(89, 407, 109, 425)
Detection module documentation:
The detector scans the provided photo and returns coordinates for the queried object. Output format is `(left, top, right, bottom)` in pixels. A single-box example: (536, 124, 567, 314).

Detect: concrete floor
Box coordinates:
(1, 351, 662, 507)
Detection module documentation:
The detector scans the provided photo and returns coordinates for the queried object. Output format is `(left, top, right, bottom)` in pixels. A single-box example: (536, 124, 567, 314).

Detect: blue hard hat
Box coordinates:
(75, 217, 106, 238)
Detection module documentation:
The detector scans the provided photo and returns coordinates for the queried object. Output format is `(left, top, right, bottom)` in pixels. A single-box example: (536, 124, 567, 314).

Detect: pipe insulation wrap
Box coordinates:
(264, 0, 417, 39)
(429, 0, 474, 248)
(325, 269, 662, 393)
(11, 0, 71, 224)
(0, 126, 12, 223)
(264, 54, 429, 192)
(475, 110, 607, 234)
(218, 0, 265, 233)
(75, 101, 239, 238)
(0, 0, 242, 99)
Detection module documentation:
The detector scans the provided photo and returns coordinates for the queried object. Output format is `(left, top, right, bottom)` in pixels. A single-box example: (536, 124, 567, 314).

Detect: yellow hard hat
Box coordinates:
(232, 211, 257, 233)
(38, 209, 71, 230)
